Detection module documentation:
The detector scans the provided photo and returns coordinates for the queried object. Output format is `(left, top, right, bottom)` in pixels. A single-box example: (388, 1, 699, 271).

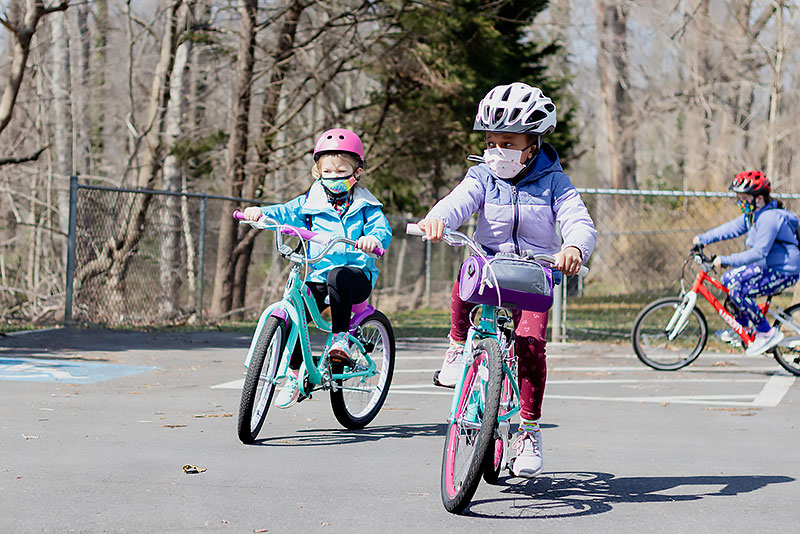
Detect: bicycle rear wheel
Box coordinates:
(330, 311, 396, 429)
(772, 303, 800, 376)
(632, 297, 708, 370)
(440, 338, 503, 514)
(237, 317, 286, 444)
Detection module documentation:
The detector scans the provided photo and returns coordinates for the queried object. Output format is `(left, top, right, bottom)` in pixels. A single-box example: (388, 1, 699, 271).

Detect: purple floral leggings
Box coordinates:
(448, 279, 548, 421)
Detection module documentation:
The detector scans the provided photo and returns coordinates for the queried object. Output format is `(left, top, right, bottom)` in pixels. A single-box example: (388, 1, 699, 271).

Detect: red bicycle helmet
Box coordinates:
(730, 170, 770, 196)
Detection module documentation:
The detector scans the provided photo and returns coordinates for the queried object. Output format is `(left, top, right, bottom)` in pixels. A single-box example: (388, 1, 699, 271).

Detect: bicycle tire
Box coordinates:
(237, 317, 286, 444)
(482, 368, 514, 485)
(632, 297, 708, 370)
(771, 302, 800, 376)
(440, 338, 503, 514)
(330, 311, 396, 429)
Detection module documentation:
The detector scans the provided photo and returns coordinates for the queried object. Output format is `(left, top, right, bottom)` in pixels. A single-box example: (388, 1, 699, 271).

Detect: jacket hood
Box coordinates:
(484, 142, 562, 186)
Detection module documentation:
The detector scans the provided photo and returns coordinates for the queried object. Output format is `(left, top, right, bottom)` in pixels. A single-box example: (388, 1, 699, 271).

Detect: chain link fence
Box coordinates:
(64, 179, 800, 337)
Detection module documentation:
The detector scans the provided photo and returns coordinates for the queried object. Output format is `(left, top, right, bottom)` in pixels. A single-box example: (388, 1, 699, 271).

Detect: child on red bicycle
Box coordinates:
(417, 83, 596, 478)
(693, 171, 800, 356)
(241, 128, 392, 408)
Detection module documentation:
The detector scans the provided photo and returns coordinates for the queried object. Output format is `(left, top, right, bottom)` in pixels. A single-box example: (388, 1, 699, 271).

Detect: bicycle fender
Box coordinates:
(244, 301, 295, 368)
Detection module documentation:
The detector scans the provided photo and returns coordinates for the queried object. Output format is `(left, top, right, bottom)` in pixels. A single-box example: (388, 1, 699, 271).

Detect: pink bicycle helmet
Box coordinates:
(313, 128, 365, 167)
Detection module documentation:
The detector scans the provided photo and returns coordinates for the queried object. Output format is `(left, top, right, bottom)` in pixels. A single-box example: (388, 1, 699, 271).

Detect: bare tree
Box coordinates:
(596, 0, 636, 189)
(0, 0, 69, 135)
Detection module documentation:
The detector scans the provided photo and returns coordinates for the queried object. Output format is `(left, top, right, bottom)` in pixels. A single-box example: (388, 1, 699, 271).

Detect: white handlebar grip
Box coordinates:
(406, 223, 424, 236)
(578, 266, 589, 277)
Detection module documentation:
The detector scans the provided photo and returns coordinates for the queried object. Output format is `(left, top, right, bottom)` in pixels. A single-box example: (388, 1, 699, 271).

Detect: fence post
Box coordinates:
(64, 175, 78, 325)
(425, 239, 432, 308)
(197, 196, 207, 322)
(551, 221, 563, 343)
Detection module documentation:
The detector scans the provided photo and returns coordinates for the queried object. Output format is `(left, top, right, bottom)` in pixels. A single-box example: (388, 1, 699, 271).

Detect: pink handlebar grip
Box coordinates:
(371, 246, 385, 258)
(232, 210, 246, 220)
(280, 226, 319, 241)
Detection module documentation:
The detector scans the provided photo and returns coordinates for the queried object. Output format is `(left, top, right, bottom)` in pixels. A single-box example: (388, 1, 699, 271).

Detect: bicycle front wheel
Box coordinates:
(440, 338, 503, 515)
(483, 365, 516, 485)
(632, 297, 708, 370)
(330, 311, 396, 429)
(772, 303, 800, 376)
(237, 317, 286, 444)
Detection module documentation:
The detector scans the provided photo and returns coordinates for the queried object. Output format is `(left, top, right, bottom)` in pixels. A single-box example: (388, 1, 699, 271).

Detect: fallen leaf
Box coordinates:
(163, 424, 186, 428)
(182, 464, 206, 474)
(253, 529, 268, 533)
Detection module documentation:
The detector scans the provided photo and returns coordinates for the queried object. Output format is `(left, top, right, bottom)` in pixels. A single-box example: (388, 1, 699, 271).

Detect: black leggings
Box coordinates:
(288, 266, 372, 369)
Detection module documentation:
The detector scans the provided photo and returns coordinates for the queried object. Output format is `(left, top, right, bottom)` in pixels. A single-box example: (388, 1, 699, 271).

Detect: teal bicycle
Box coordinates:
(407, 223, 585, 514)
(234, 211, 395, 444)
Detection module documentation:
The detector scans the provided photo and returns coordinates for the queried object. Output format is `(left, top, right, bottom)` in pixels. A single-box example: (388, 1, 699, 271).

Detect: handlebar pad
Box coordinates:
(405, 223, 424, 236)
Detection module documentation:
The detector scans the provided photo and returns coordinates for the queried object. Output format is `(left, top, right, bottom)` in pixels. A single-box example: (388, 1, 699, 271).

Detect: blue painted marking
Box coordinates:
(0, 357, 156, 384)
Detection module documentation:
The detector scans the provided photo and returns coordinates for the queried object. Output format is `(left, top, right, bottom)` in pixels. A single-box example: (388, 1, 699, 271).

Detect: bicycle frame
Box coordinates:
(239, 216, 381, 398)
(450, 305, 520, 428)
(670, 264, 773, 347)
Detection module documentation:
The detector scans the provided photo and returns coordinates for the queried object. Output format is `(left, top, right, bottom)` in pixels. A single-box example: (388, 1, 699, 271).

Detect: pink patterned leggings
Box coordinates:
(449, 279, 548, 421)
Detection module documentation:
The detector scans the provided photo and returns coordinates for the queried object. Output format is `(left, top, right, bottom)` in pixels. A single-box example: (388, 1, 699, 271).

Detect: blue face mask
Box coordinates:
(737, 198, 757, 214)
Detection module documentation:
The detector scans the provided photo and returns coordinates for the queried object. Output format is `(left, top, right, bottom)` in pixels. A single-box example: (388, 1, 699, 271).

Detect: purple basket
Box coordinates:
(458, 255, 554, 312)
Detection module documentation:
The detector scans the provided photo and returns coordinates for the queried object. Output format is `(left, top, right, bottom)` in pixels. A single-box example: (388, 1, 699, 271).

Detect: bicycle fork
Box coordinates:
(666, 291, 698, 340)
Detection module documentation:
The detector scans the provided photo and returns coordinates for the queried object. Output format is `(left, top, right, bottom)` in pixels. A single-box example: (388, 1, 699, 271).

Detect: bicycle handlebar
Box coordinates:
(233, 210, 385, 259)
(406, 223, 589, 277)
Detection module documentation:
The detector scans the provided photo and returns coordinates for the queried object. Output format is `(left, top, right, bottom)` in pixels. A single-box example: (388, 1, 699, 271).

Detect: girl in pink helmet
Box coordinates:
(417, 83, 597, 478)
(242, 128, 392, 409)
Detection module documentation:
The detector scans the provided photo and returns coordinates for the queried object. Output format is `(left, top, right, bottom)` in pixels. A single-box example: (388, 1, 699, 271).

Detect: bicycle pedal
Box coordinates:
(432, 370, 455, 389)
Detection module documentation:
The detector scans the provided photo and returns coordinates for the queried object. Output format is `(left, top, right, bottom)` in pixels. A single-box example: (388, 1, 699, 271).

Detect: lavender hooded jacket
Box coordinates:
(427, 144, 597, 261)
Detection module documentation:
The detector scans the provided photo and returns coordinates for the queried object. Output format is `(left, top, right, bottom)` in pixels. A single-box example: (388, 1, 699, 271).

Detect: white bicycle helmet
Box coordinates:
(473, 82, 557, 135)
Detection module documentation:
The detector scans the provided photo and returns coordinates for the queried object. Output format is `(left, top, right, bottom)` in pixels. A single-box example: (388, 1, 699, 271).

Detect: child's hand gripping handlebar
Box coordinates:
(233, 210, 385, 258)
(406, 223, 589, 277)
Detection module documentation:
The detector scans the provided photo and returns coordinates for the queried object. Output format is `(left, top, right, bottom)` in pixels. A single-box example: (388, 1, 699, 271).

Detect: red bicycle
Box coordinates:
(631, 246, 800, 375)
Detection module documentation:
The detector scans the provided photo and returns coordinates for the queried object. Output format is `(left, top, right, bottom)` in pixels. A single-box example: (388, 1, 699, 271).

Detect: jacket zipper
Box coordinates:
(512, 185, 521, 255)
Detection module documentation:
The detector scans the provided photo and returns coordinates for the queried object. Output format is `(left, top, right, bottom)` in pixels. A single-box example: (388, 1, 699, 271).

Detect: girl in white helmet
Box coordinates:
(417, 82, 596, 478)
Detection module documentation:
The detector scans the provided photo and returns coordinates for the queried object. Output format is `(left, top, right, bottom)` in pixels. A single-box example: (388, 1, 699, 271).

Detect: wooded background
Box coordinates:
(2, 1, 798, 325)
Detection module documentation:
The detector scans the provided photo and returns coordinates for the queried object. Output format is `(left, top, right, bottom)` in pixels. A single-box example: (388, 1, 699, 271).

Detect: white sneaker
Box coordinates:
(745, 327, 784, 356)
(328, 332, 353, 365)
(512, 430, 543, 478)
(275, 373, 300, 409)
(715, 328, 737, 343)
(435, 340, 465, 387)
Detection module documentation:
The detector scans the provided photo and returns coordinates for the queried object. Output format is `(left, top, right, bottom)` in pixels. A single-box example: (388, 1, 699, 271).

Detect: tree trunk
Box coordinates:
(0, 1, 69, 135)
(230, 0, 307, 317)
(596, 0, 636, 190)
(210, 0, 258, 319)
(160, 5, 192, 320)
(51, 9, 72, 236)
(90, 0, 109, 173)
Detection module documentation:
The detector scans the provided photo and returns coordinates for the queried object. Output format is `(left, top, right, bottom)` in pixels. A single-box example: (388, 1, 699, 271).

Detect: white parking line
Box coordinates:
(211, 371, 796, 407)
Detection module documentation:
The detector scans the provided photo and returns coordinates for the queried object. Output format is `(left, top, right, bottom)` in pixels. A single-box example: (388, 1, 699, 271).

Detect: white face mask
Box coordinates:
(483, 147, 528, 179)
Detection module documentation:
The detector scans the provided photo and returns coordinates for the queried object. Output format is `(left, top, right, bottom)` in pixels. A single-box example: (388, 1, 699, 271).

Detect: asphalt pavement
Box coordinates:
(1, 328, 799, 533)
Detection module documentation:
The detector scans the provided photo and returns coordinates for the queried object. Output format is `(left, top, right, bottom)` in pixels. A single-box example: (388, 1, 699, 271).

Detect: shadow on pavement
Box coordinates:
(251, 422, 448, 447)
(464, 472, 794, 519)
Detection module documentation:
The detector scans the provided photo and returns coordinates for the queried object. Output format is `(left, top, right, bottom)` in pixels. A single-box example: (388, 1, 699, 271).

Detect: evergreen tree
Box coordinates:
(364, 0, 576, 214)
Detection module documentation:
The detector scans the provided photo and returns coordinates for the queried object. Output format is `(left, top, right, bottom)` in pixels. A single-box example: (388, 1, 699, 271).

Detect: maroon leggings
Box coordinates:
(449, 280, 548, 421)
